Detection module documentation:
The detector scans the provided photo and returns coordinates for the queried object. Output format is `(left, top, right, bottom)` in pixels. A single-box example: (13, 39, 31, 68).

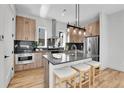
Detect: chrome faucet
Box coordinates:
(71, 44, 77, 54)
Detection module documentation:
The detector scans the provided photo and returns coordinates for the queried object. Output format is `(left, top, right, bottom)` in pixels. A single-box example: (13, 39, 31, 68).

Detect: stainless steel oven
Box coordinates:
(15, 53, 34, 64)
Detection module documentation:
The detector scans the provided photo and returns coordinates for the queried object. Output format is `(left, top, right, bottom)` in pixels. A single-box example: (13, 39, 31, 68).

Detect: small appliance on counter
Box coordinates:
(14, 40, 35, 64)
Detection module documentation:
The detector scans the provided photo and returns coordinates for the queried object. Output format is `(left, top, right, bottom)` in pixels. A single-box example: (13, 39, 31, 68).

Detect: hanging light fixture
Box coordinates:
(67, 4, 86, 35)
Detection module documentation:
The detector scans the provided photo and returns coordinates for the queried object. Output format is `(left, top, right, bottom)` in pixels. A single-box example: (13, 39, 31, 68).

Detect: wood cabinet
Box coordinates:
(67, 27, 85, 43)
(34, 52, 43, 67)
(85, 20, 99, 36)
(15, 51, 46, 72)
(67, 20, 99, 43)
(16, 16, 25, 40)
(16, 16, 36, 41)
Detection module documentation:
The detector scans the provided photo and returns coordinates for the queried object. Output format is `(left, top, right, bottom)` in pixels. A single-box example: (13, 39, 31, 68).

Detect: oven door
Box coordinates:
(15, 53, 34, 64)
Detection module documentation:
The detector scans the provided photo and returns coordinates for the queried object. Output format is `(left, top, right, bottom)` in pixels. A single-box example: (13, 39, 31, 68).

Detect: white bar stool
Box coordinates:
(84, 61, 101, 85)
(53, 66, 77, 88)
(71, 63, 91, 88)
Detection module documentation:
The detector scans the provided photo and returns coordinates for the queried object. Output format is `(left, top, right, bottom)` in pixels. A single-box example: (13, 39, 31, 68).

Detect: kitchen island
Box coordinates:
(43, 51, 98, 88)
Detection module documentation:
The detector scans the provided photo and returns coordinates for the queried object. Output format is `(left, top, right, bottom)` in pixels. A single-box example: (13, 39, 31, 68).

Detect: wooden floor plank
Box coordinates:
(8, 67, 124, 88)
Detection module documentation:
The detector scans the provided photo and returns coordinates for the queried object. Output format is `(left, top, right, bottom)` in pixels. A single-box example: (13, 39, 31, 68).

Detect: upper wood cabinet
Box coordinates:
(67, 21, 99, 43)
(67, 27, 84, 43)
(85, 20, 99, 36)
(16, 16, 36, 41)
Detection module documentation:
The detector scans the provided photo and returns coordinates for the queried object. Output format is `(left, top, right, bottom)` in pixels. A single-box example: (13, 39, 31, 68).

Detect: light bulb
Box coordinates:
(73, 29, 77, 34)
(84, 32, 86, 36)
(78, 30, 82, 35)
(67, 28, 70, 32)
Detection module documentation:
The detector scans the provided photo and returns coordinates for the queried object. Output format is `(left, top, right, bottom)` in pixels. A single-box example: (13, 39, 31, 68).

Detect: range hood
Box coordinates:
(52, 19, 58, 38)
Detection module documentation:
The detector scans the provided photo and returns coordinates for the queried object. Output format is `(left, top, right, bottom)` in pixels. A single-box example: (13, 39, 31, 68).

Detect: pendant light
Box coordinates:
(67, 4, 86, 35)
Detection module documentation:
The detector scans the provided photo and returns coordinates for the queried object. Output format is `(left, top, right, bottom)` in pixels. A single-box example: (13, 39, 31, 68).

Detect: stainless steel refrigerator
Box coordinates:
(84, 36, 99, 61)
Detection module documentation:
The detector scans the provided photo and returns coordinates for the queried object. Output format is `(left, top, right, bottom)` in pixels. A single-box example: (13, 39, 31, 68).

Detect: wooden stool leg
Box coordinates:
(73, 76, 76, 88)
(58, 79, 62, 88)
(54, 74, 56, 88)
(92, 67, 95, 86)
(66, 80, 68, 88)
(89, 68, 92, 88)
(79, 72, 82, 88)
(99, 67, 101, 76)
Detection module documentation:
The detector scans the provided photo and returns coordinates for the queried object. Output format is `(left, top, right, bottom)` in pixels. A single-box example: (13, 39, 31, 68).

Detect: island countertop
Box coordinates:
(43, 52, 99, 65)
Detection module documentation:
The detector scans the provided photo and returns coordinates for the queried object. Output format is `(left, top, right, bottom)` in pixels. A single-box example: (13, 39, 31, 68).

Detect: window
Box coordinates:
(38, 27, 47, 47)
(57, 31, 66, 47)
(59, 32, 63, 47)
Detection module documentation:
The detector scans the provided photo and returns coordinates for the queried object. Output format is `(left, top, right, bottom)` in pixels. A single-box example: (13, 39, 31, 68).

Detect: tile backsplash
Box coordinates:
(65, 43, 83, 50)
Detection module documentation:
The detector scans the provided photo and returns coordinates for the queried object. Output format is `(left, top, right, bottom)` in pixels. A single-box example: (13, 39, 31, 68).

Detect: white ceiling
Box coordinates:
(15, 4, 124, 23)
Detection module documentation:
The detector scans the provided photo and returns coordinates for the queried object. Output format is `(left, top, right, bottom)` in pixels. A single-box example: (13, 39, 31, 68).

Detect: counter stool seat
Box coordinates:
(53, 66, 77, 88)
(72, 63, 91, 72)
(84, 61, 101, 86)
(86, 61, 101, 68)
(54, 67, 77, 79)
(71, 63, 91, 88)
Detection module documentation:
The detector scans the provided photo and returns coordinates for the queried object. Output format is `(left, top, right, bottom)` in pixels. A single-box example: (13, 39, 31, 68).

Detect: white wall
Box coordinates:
(80, 15, 99, 26)
(99, 13, 109, 69)
(56, 21, 66, 37)
(106, 10, 124, 71)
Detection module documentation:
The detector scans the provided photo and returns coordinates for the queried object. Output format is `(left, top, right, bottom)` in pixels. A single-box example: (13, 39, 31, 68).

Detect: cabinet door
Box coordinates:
(15, 64, 24, 71)
(24, 18, 30, 40)
(34, 53, 43, 67)
(24, 18, 36, 41)
(91, 21, 99, 36)
(16, 16, 36, 41)
(29, 19, 36, 41)
(16, 16, 25, 40)
(85, 21, 99, 36)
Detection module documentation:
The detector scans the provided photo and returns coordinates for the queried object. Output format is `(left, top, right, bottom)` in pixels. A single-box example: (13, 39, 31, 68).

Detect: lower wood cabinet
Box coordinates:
(15, 51, 46, 72)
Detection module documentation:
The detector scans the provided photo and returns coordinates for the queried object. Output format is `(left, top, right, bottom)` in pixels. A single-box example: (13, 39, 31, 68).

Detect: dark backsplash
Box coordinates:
(14, 40, 34, 53)
(65, 43, 83, 50)
(47, 38, 56, 47)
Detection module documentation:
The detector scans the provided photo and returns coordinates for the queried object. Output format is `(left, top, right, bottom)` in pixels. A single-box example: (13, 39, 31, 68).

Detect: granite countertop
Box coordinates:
(33, 47, 65, 53)
(43, 51, 99, 65)
(33, 50, 65, 53)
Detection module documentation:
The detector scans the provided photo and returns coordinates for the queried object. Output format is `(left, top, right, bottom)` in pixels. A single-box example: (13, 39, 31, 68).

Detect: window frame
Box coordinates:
(37, 26, 47, 48)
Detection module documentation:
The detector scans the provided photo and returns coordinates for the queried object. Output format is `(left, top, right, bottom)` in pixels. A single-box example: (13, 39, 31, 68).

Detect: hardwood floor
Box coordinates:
(8, 67, 44, 88)
(8, 67, 124, 88)
(94, 68, 124, 88)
